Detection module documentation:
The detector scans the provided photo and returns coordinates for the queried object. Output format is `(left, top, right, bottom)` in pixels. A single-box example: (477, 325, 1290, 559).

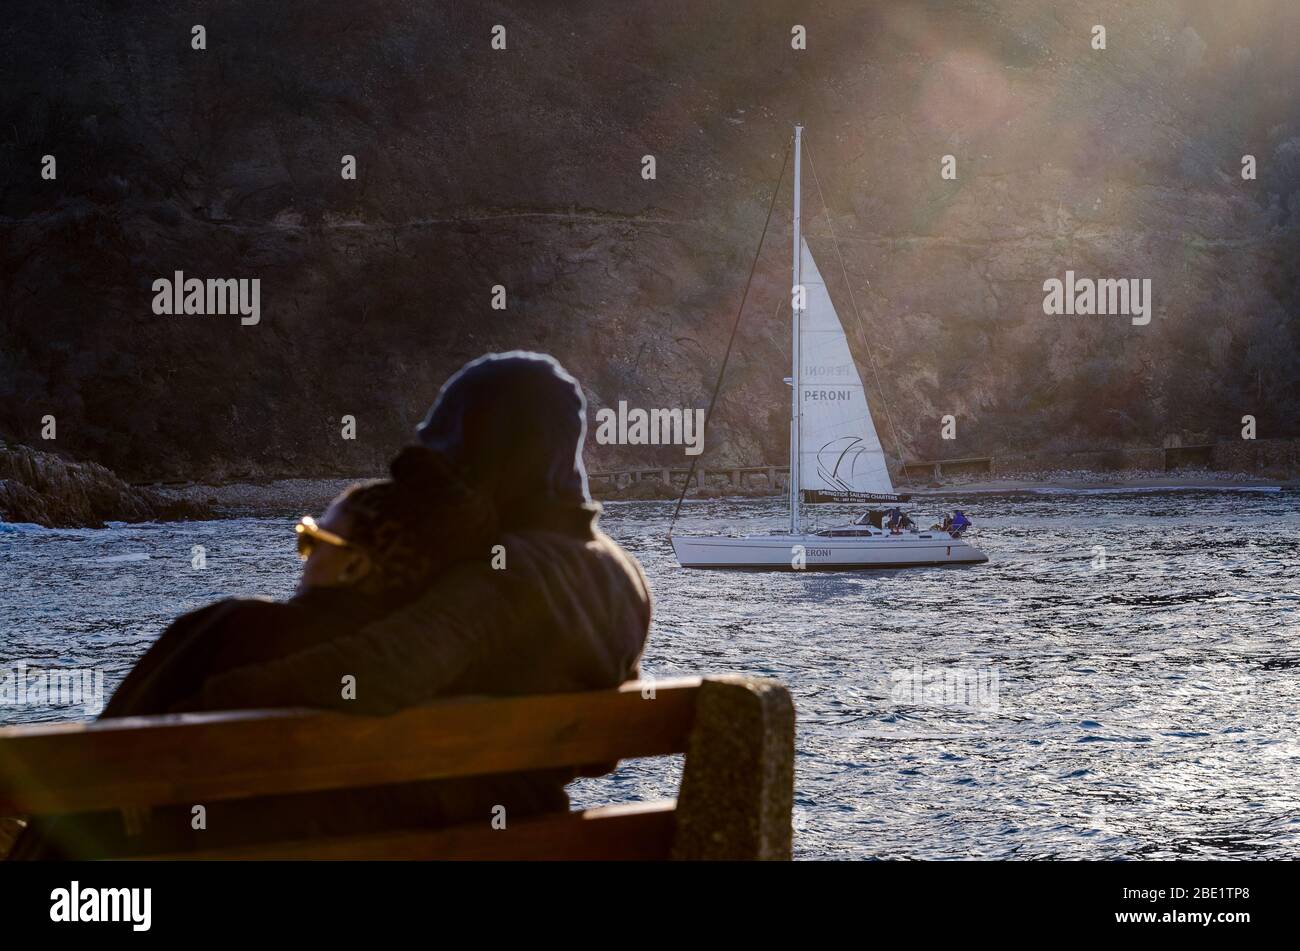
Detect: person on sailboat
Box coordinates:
(949, 510, 972, 538)
(887, 507, 902, 534)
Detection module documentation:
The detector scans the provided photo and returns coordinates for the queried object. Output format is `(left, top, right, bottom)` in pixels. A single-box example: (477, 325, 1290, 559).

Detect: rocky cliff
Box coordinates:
(0, 442, 207, 527)
(2, 0, 1297, 482)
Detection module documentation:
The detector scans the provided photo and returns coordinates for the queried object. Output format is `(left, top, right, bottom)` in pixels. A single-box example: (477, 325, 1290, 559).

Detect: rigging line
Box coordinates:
(668, 136, 792, 538)
(803, 136, 909, 473)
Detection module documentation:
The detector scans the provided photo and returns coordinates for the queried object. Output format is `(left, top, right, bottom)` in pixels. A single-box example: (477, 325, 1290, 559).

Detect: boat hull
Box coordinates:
(671, 533, 988, 570)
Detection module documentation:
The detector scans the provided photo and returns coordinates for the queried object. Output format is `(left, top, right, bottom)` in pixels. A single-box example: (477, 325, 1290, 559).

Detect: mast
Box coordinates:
(789, 124, 803, 535)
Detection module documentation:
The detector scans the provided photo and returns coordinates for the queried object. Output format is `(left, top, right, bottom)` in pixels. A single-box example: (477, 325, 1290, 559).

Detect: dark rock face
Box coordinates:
(2, 1, 1297, 482)
(0, 443, 207, 527)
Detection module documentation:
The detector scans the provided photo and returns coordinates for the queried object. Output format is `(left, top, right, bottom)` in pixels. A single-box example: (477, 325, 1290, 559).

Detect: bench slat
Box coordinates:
(132, 801, 678, 861)
(0, 678, 700, 815)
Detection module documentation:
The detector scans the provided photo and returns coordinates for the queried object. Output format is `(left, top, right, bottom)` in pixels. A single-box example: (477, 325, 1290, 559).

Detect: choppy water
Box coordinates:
(3, 490, 1299, 859)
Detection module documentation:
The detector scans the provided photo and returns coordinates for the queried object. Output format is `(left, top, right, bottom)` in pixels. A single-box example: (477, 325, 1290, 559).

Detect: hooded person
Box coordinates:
(9, 353, 651, 860)
(169, 351, 652, 834)
(9, 458, 507, 858)
(185, 352, 650, 712)
(414, 350, 599, 534)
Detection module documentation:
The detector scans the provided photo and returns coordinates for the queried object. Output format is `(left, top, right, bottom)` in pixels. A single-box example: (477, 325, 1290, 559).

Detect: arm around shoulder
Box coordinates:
(178, 564, 513, 715)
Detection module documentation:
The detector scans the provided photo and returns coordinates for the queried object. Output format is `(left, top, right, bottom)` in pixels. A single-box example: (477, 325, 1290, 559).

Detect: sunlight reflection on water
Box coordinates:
(3, 490, 1298, 858)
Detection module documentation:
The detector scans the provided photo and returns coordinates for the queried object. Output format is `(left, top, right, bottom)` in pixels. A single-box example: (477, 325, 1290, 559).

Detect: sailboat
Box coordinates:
(671, 126, 988, 569)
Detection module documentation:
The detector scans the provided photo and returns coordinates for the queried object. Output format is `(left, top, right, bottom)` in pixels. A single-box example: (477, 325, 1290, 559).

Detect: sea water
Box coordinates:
(2, 490, 1298, 859)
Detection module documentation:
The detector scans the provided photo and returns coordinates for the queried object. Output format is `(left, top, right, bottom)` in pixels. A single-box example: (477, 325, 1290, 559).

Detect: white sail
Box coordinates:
(797, 238, 895, 502)
(670, 124, 989, 570)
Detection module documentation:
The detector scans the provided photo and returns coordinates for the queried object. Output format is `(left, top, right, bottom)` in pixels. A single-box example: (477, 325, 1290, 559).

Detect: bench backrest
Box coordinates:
(0, 675, 794, 860)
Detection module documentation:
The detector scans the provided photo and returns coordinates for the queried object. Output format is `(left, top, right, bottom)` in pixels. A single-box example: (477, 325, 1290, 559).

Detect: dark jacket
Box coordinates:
(187, 353, 648, 719)
(186, 514, 649, 715)
(8, 352, 652, 859)
(106, 587, 383, 716)
(11, 517, 649, 859)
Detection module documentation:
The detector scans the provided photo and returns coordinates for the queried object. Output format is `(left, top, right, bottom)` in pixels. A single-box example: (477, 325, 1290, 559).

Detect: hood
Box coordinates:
(415, 351, 595, 530)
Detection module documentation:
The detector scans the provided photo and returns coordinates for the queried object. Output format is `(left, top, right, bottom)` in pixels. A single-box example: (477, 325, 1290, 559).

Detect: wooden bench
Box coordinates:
(0, 675, 795, 860)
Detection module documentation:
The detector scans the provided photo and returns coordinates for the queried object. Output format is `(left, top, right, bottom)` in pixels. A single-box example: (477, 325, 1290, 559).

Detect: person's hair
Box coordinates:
(332, 450, 495, 599)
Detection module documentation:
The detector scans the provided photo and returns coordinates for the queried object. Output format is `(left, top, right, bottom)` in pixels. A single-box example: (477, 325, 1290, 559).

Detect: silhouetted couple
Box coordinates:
(13, 352, 650, 859)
